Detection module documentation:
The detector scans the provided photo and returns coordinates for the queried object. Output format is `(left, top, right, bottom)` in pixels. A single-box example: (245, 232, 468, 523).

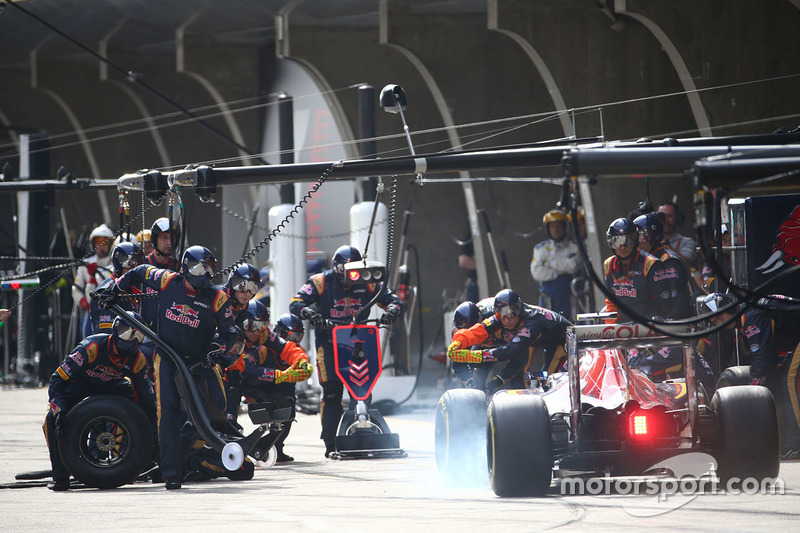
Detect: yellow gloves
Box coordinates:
(275, 360, 314, 384)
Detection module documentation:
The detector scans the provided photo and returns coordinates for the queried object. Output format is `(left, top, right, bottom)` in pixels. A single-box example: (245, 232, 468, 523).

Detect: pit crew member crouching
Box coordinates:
(448, 289, 572, 395)
(227, 304, 312, 463)
(43, 311, 155, 491)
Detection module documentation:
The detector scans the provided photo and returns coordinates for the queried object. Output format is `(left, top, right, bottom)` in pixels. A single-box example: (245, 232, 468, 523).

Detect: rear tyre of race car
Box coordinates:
(59, 395, 155, 489)
(712, 385, 780, 484)
(488, 392, 552, 497)
(716, 365, 751, 388)
(435, 389, 488, 486)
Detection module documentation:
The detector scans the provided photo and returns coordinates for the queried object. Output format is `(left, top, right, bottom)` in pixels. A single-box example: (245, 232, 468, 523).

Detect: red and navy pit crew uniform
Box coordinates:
(452, 303, 572, 388)
(139, 251, 180, 327)
(233, 330, 308, 455)
(90, 274, 140, 333)
(623, 243, 714, 381)
(738, 295, 800, 452)
(43, 334, 156, 486)
(137, 252, 181, 374)
(451, 297, 503, 389)
(217, 284, 252, 419)
(650, 243, 695, 320)
(289, 269, 404, 451)
(115, 264, 238, 482)
(740, 295, 800, 383)
(603, 249, 677, 323)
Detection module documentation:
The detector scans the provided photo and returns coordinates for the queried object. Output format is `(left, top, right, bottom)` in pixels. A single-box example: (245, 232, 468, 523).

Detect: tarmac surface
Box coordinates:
(1, 384, 799, 532)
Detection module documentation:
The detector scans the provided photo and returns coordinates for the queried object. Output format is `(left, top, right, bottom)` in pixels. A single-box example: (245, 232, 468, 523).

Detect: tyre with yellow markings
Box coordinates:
(60, 395, 154, 489)
(487, 391, 552, 497)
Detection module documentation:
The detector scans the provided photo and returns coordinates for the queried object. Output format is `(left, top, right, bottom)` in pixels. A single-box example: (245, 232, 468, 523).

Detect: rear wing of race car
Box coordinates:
(566, 322, 699, 445)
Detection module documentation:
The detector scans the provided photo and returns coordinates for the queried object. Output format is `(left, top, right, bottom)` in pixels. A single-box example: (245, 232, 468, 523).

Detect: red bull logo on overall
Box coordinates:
(613, 286, 638, 298)
(165, 302, 200, 327)
(85, 365, 123, 381)
(331, 296, 362, 318)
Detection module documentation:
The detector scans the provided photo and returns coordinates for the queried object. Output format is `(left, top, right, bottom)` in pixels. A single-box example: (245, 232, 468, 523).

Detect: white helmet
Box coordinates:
(89, 224, 114, 251)
(89, 224, 114, 244)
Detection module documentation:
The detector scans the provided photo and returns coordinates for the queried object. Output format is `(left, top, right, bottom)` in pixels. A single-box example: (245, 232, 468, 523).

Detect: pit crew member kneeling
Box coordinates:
(702, 292, 800, 456)
(227, 303, 312, 463)
(43, 311, 155, 491)
(448, 289, 572, 394)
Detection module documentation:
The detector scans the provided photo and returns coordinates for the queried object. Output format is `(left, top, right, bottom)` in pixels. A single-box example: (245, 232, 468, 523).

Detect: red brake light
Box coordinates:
(632, 414, 648, 436)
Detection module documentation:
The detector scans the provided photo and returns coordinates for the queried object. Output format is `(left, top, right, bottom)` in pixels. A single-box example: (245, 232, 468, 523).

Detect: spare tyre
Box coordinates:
(59, 395, 154, 489)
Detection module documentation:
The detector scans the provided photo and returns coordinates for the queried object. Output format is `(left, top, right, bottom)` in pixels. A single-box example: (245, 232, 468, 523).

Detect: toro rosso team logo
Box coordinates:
(165, 302, 200, 327)
(331, 296, 362, 318)
(757, 204, 800, 274)
(744, 325, 761, 338)
(653, 267, 678, 281)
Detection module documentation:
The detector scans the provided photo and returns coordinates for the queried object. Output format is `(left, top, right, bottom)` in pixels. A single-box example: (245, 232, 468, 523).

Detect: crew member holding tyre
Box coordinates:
(289, 244, 404, 458)
(702, 292, 800, 455)
(43, 311, 155, 491)
(448, 289, 572, 394)
(96, 245, 239, 490)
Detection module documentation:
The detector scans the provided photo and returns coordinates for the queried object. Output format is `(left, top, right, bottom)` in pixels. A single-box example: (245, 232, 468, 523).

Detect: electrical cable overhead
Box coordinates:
(4, 0, 266, 163)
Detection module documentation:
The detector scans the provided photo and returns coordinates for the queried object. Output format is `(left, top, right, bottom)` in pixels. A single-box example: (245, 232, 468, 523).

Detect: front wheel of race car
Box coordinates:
(434, 388, 488, 486)
(59, 395, 155, 489)
(488, 392, 552, 497)
(712, 385, 780, 484)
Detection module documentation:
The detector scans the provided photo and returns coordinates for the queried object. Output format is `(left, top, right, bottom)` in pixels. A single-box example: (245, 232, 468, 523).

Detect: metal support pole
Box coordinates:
(358, 84, 378, 202)
(278, 93, 295, 204)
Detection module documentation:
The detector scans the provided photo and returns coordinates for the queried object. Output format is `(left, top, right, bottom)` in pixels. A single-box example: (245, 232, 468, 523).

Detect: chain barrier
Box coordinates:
(205, 161, 339, 279)
(2, 188, 170, 313)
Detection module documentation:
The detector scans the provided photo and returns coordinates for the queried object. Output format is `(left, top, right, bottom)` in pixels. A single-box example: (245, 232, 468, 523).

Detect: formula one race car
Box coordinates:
(437, 320, 780, 497)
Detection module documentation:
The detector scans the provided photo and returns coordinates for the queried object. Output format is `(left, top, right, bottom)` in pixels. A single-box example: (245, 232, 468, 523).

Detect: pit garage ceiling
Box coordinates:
(0, 0, 485, 68)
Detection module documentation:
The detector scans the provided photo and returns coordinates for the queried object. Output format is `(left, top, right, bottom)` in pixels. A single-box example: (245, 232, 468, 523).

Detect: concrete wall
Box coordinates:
(1, 0, 799, 356)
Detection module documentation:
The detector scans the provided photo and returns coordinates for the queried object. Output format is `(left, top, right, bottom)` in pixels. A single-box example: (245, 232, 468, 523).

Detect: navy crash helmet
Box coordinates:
(633, 212, 664, 249)
(112, 311, 146, 360)
(150, 217, 181, 246)
(332, 245, 362, 280)
(453, 301, 482, 330)
(111, 241, 142, 276)
(181, 245, 216, 290)
(242, 300, 270, 332)
(606, 217, 638, 251)
(493, 289, 523, 319)
(228, 263, 260, 296)
(274, 313, 305, 343)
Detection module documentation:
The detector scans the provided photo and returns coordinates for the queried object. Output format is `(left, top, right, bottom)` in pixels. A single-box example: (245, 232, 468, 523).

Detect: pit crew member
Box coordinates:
(289, 244, 404, 458)
(449, 289, 572, 394)
(96, 245, 238, 489)
(530, 209, 581, 319)
(43, 311, 155, 491)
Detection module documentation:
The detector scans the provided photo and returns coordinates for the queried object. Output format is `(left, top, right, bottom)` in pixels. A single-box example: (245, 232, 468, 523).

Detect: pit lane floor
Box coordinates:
(1, 386, 798, 532)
